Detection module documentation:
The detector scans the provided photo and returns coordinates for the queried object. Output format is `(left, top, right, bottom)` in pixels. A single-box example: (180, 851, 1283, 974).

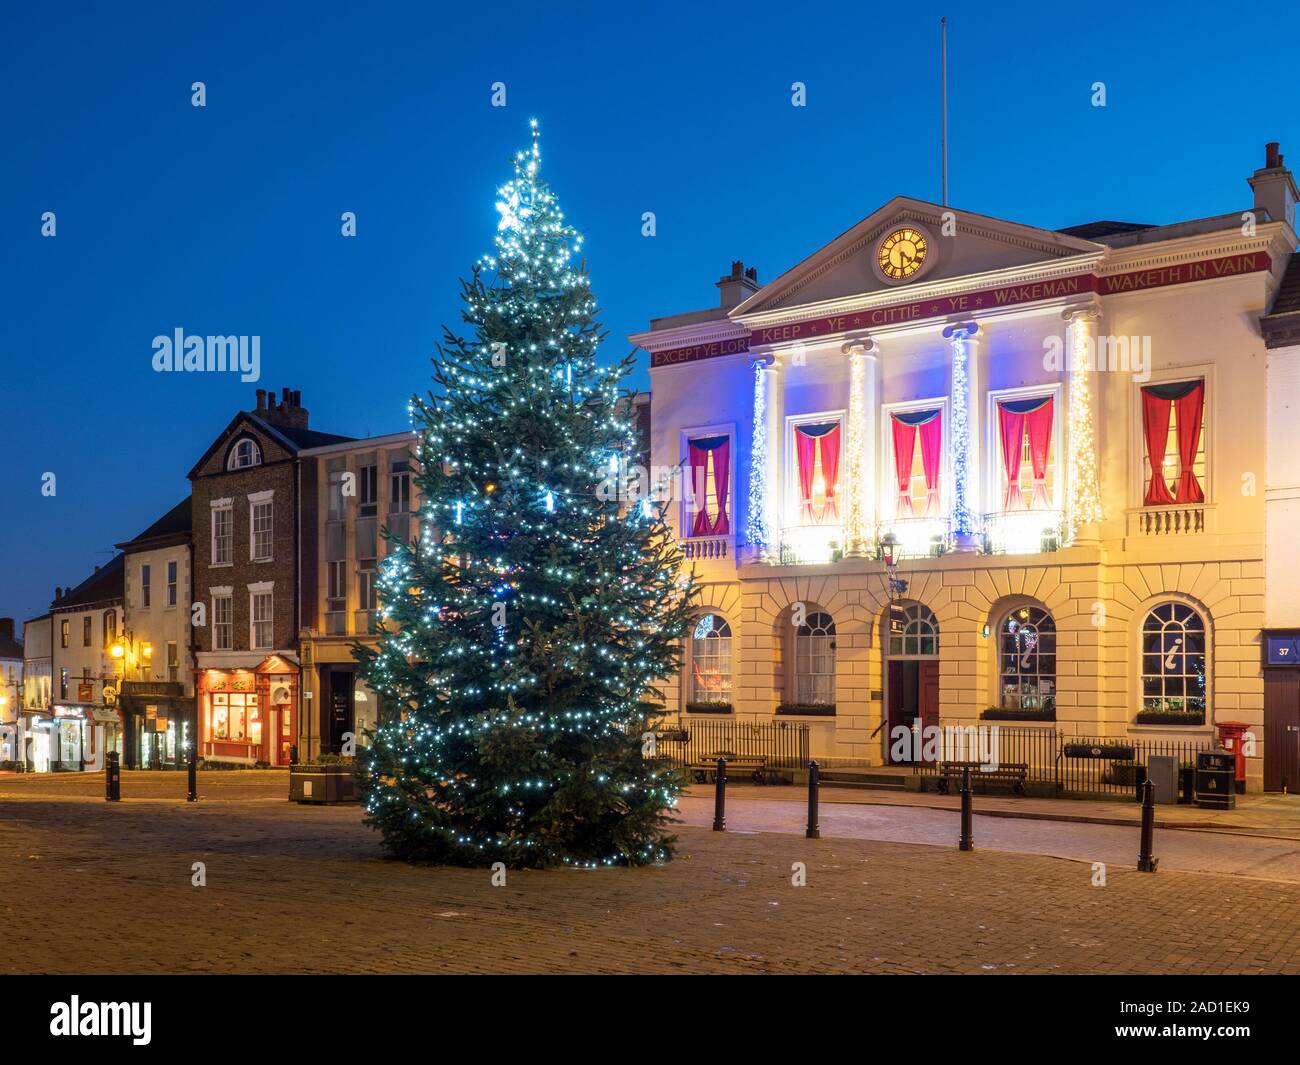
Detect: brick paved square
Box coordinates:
(2, 772, 1299, 974)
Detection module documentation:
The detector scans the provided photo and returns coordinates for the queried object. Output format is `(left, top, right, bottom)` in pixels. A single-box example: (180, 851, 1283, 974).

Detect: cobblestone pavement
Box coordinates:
(4, 771, 1300, 974)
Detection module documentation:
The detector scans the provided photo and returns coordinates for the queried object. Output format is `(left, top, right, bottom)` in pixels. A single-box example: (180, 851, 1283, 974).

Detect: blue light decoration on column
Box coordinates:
(745, 358, 771, 555)
(945, 324, 976, 541)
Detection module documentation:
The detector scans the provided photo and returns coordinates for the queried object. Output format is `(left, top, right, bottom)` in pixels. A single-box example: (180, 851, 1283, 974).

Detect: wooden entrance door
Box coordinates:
(919, 660, 940, 734)
(1264, 670, 1300, 792)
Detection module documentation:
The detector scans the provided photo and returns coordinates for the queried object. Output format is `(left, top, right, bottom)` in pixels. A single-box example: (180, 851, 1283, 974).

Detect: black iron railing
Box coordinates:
(652, 717, 810, 772)
(1057, 735, 1211, 799)
(914, 727, 1211, 800)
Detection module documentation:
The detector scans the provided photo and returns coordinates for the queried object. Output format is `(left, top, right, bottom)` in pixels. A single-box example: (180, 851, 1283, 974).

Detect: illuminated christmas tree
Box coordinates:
(356, 122, 695, 867)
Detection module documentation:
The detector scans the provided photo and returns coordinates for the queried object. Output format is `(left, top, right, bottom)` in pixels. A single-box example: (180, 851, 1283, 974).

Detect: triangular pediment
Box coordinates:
(733, 197, 1104, 317)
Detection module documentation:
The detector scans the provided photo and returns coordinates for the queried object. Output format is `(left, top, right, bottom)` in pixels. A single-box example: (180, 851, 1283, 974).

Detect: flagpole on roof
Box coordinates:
(941, 16, 949, 207)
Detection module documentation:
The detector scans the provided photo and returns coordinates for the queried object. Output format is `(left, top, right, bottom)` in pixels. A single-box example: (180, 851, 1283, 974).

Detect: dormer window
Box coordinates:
(228, 438, 262, 470)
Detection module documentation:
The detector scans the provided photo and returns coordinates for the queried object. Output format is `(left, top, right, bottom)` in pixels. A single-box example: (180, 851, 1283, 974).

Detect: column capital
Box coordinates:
(750, 352, 779, 372)
(841, 334, 879, 359)
(941, 320, 980, 342)
(1061, 302, 1101, 325)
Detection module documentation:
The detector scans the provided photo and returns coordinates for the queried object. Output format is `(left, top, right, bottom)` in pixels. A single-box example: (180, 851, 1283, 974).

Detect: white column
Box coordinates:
(745, 353, 781, 563)
(842, 336, 879, 557)
(1062, 305, 1102, 544)
(942, 321, 981, 551)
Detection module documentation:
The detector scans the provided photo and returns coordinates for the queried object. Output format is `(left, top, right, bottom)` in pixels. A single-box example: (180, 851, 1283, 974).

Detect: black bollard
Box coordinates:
(958, 765, 973, 851)
(806, 760, 820, 839)
(105, 751, 120, 802)
(290, 745, 299, 767)
(186, 745, 197, 803)
(1137, 777, 1158, 872)
(712, 757, 727, 831)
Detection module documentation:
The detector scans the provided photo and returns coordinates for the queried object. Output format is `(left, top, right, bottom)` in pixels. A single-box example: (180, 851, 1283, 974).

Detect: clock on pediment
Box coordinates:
(874, 223, 933, 284)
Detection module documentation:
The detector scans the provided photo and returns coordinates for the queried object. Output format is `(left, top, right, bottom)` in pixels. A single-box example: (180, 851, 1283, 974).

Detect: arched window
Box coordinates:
(998, 606, 1056, 711)
(690, 614, 732, 707)
(795, 611, 836, 706)
(1142, 602, 1207, 719)
(227, 438, 262, 470)
(888, 603, 939, 657)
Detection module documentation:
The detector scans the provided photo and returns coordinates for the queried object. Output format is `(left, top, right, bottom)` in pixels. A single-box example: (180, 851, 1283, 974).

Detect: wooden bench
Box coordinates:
(935, 760, 1028, 796)
(691, 755, 768, 785)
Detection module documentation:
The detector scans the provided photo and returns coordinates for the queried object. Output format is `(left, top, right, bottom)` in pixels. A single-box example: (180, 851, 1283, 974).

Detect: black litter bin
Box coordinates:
(1195, 751, 1235, 809)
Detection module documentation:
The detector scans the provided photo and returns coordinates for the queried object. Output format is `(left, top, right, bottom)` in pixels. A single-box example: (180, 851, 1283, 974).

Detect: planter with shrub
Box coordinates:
(775, 703, 836, 717)
(1134, 710, 1205, 726)
(980, 706, 1055, 722)
(685, 701, 732, 715)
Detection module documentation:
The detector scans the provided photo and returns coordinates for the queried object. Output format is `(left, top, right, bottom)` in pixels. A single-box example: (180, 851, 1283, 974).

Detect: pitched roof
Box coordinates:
(1261, 251, 1300, 349)
(0, 628, 22, 660)
(116, 497, 191, 551)
(1056, 220, 1155, 241)
(52, 553, 125, 612)
(187, 411, 356, 479)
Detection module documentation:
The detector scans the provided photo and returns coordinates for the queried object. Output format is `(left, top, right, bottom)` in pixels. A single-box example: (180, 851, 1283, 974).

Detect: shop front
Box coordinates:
(119, 681, 197, 769)
(45, 702, 122, 771)
(198, 655, 297, 767)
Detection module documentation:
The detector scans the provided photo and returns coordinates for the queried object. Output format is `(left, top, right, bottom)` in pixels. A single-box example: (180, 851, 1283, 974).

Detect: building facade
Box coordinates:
(44, 557, 126, 771)
(115, 499, 196, 769)
(189, 388, 352, 766)
(0, 618, 22, 764)
(631, 143, 1297, 791)
(297, 432, 417, 760)
(20, 615, 52, 761)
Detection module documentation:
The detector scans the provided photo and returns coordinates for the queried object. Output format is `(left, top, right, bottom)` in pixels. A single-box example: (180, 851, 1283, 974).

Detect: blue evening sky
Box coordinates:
(2, 0, 1296, 624)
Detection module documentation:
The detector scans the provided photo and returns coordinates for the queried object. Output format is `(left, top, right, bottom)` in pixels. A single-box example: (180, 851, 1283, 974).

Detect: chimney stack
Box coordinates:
(255, 388, 267, 411)
(716, 260, 761, 311)
(256, 386, 310, 430)
(1249, 140, 1298, 231)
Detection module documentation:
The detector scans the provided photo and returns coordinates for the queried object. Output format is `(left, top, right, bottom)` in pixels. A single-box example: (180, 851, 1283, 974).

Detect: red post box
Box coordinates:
(1215, 721, 1250, 794)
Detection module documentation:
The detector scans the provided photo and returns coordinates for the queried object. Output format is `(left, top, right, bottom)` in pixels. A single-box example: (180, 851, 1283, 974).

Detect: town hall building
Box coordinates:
(632, 142, 1300, 791)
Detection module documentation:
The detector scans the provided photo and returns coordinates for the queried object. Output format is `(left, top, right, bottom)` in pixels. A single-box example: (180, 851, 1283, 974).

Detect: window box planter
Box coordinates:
(685, 701, 733, 715)
(289, 762, 359, 804)
(1134, 710, 1205, 726)
(776, 703, 836, 717)
(980, 707, 1056, 722)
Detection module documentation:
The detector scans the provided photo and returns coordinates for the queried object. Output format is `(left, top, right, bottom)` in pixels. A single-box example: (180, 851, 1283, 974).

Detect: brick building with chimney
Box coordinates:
(188, 388, 352, 766)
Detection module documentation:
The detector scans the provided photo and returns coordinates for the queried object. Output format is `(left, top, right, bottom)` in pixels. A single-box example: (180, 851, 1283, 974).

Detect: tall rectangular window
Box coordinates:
(1141, 380, 1206, 506)
(213, 595, 233, 651)
(358, 568, 376, 611)
(251, 591, 273, 650)
(212, 506, 233, 565)
(167, 561, 178, 606)
(389, 461, 411, 515)
(83, 616, 92, 647)
(359, 464, 378, 517)
(141, 564, 151, 608)
(61, 619, 69, 648)
(167, 641, 179, 682)
(251, 501, 273, 561)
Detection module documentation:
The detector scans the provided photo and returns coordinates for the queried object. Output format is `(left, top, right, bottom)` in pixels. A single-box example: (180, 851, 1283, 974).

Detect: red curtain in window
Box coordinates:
(688, 440, 712, 534)
(1141, 390, 1176, 505)
(687, 437, 731, 535)
(796, 429, 818, 522)
(1173, 384, 1205, 503)
(918, 415, 942, 517)
(1026, 398, 1054, 509)
(998, 405, 1026, 510)
(891, 417, 917, 516)
(711, 438, 731, 533)
(819, 425, 840, 521)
